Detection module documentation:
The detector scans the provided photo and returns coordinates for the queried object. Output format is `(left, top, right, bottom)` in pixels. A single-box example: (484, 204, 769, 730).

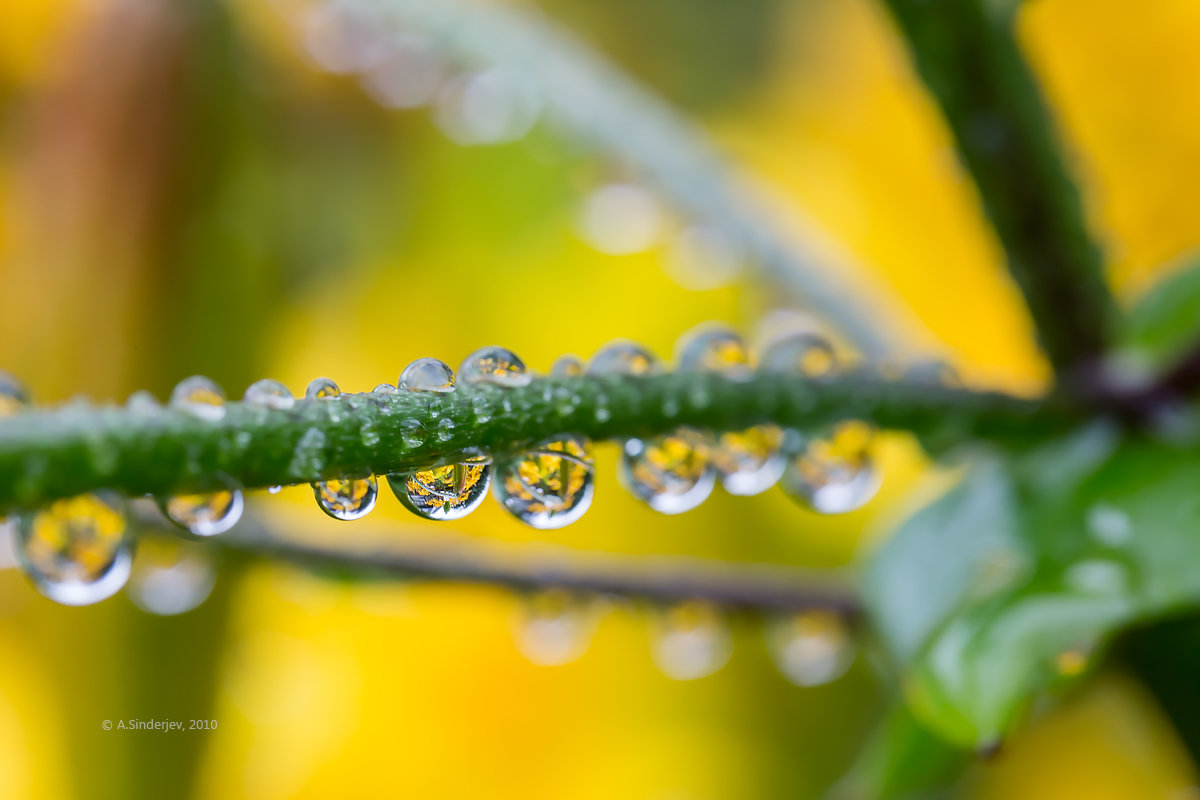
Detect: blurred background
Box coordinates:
(1, 0, 1200, 797)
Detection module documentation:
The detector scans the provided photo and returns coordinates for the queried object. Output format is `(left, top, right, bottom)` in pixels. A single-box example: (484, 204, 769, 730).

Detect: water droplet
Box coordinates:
(399, 358, 456, 393)
(1064, 559, 1129, 596)
(651, 601, 731, 680)
(1087, 503, 1132, 546)
(471, 393, 492, 424)
(267, 485, 283, 494)
(388, 457, 492, 521)
(305, 377, 340, 400)
(372, 383, 398, 394)
(302, 2, 387, 74)
(495, 436, 595, 529)
(619, 429, 716, 514)
(663, 224, 745, 290)
(906, 360, 963, 388)
(313, 476, 378, 521)
(434, 68, 540, 146)
(399, 418, 426, 448)
(244, 379, 295, 410)
(435, 417, 456, 443)
(458, 346, 531, 388)
(768, 611, 854, 687)
(361, 34, 443, 109)
(125, 390, 161, 414)
(0, 371, 29, 415)
(780, 422, 879, 514)
(16, 492, 132, 606)
(159, 488, 244, 537)
(126, 537, 216, 616)
(577, 183, 663, 256)
(677, 324, 753, 378)
(550, 355, 585, 377)
(514, 589, 598, 666)
(170, 376, 226, 422)
(588, 340, 662, 376)
(760, 332, 838, 379)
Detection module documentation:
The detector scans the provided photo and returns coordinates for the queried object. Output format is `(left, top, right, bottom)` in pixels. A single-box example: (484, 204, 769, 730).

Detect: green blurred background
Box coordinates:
(1, 0, 1200, 797)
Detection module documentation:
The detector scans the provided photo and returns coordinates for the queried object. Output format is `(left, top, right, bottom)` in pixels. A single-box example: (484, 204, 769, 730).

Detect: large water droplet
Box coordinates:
(619, 430, 716, 514)
(495, 436, 595, 529)
(305, 377, 340, 400)
(768, 611, 855, 687)
(16, 492, 132, 606)
(651, 601, 731, 680)
(588, 340, 662, 377)
(760, 331, 838, 379)
(313, 476, 378, 521)
(577, 183, 663, 256)
(170, 376, 227, 421)
(780, 422, 879, 514)
(0, 371, 30, 415)
(399, 358, 456, 393)
(459, 346, 531, 388)
(244, 379, 295, 410)
(514, 589, 598, 666)
(388, 457, 492, 521)
(126, 536, 216, 616)
(159, 488, 244, 537)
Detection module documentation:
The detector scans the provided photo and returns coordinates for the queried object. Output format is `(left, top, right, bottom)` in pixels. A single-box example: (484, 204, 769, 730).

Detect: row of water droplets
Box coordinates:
(288, 0, 746, 291)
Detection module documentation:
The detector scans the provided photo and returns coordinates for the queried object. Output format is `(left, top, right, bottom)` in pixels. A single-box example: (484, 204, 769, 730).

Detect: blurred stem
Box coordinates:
(0, 371, 1069, 512)
(332, 0, 926, 357)
(202, 511, 860, 616)
(880, 0, 1114, 380)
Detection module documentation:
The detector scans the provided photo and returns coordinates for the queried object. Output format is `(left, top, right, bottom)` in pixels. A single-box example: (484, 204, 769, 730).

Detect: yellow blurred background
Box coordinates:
(1, 0, 1199, 797)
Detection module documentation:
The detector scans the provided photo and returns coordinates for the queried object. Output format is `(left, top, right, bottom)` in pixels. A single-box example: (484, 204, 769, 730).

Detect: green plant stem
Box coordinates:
(333, 0, 928, 357)
(194, 509, 861, 616)
(880, 0, 1114, 378)
(0, 371, 1067, 513)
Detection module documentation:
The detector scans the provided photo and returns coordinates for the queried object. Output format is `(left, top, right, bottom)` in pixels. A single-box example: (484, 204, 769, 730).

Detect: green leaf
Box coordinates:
(833, 703, 967, 800)
(1119, 254, 1200, 367)
(866, 428, 1200, 747)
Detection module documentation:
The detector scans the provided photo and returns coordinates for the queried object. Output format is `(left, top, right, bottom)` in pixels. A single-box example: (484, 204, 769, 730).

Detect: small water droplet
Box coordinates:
(677, 324, 753, 377)
(458, 346, 531, 388)
(305, 377, 340, 400)
(399, 358, 456, 393)
(125, 390, 161, 415)
(588, 340, 662, 377)
(905, 360, 963, 388)
(760, 332, 838, 379)
(1087, 503, 1132, 546)
(768, 611, 854, 687)
(471, 393, 492, 424)
(495, 436, 595, 529)
(550, 355, 585, 377)
(399, 418, 426, 448)
(373, 383, 398, 395)
(651, 601, 731, 681)
(577, 183, 663, 256)
(434, 67, 540, 146)
(514, 589, 598, 666)
(170, 376, 226, 422)
(126, 536, 216, 616)
(0, 371, 30, 415)
(780, 422, 879, 514)
(16, 492, 132, 605)
(619, 429, 716, 514)
(435, 417, 455, 443)
(594, 405, 612, 424)
(663, 224, 745, 290)
(244, 379, 295, 410)
(159, 488, 244, 537)
(267, 485, 283, 494)
(388, 457, 492, 521)
(313, 476, 378, 521)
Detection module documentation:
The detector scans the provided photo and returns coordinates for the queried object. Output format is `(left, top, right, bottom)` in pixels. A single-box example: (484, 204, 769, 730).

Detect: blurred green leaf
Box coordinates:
(833, 703, 966, 800)
(1119, 254, 1200, 367)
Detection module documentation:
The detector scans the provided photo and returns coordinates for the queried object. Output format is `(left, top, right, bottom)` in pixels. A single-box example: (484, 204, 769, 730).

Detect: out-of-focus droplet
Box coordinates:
(126, 537, 216, 616)
(0, 371, 30, 415)
(305, 377, 340, 400)
(651, 601, 732, 681)
(313, 476, 378, 521)
(399, 358, 456, 393)
(361, 34, 443, 109)
(619, 431, 716, 514)
(459, 346, 531, 388)
(434, 68, 540, 146)
(388, 457, 492, 521)
(244, 379, 295, 410)
(906, 360, 963, 388)
(267, 485, 283, 495)
(495, 436, 594, 529)
(16, 493, 132, 606)
(760, 331, 838, 379)
(302, 2, 387, 74)
(159, 489, 244, 537)
(588, 340, 662, 377)
(663, 224, 746, 290)
(170, 376, 227, 422)
(677, 324, 753, 378)
(780, 422, 879, 514)
(126, 390, 161, 414)
(768, 611, 855, 687)
(514, 589, 598, 666)
(577, 183, 663, 256)
(1087, 503, 1132, 546)
(550, 355, 585, 377)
